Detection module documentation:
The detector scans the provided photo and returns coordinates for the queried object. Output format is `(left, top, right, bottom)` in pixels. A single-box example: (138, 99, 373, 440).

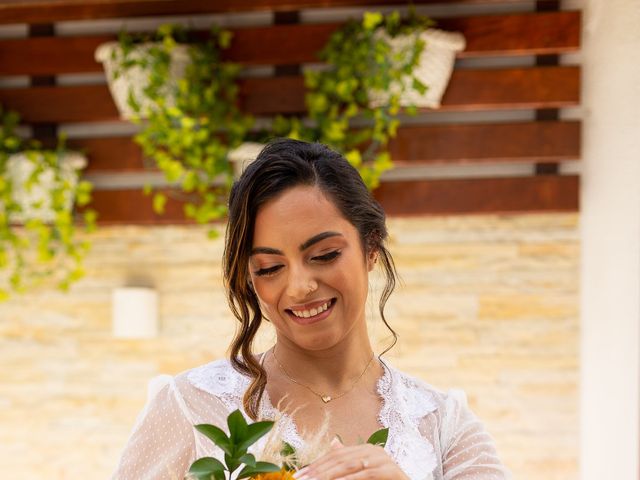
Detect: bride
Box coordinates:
(111, 139, 510, 480)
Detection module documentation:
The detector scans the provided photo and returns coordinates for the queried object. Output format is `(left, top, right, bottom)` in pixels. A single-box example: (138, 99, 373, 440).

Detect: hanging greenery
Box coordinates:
(0, 105, 96, 300)
(272, 10, 433, 189)
(101, 25, 254, 238)
(98, 9, 434, 225)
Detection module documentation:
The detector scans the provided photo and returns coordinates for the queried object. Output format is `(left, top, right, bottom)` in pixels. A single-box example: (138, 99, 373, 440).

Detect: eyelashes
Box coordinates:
(253, 250, 342, 277)
(314, 250, 341, 262)
(254, 265, 282, 277)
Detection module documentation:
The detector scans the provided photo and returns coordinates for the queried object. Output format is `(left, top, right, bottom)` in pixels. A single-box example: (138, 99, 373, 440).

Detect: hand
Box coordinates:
(294, 438, 409, 480)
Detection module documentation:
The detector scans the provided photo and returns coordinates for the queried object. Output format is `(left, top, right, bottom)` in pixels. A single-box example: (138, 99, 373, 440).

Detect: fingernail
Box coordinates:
(294, 468, 309, 480)
(295, 474, 314, 480)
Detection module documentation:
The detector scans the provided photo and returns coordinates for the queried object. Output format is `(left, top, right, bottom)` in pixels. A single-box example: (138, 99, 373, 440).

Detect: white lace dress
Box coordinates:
(110, 358, 510, 480)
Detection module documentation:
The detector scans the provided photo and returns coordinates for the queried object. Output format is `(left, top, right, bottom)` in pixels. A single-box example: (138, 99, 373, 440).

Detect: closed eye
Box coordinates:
(313, 250, 341, 262)
(254, 265, 283, 277)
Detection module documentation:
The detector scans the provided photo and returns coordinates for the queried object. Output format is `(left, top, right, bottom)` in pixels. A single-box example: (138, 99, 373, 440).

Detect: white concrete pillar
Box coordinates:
(580, 0, 640, 479)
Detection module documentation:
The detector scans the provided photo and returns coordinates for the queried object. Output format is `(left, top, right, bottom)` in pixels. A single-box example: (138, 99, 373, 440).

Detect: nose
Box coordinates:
(286, 264, 318, 300)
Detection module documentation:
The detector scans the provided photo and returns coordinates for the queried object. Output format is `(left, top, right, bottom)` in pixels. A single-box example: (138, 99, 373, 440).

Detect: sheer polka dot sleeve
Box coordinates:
(440, 390, 511, 480)
(110, 376, 197, 480)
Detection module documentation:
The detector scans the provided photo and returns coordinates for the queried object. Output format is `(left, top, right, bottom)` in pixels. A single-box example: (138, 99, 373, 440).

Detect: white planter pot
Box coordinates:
(95, 41, 191, 120)
(228, 142, 266, 178)
(370, 28, 466, 109)
(4, 151, 87, 223)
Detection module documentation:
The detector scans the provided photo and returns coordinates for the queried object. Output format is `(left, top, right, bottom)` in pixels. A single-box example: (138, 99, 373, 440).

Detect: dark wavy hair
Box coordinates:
(223, 138, 398, 420)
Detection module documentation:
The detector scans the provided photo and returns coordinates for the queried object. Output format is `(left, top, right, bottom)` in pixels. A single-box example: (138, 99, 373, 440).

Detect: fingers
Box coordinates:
(330, 437, 344, 450)
(295, 444, 385, 480)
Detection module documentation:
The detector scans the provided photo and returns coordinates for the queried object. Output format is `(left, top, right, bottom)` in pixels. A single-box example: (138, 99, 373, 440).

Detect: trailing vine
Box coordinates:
(0, 105, 96, 300)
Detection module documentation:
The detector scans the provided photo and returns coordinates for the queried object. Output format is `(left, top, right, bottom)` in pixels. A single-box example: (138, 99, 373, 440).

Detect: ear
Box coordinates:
(366, 248, 378, 272)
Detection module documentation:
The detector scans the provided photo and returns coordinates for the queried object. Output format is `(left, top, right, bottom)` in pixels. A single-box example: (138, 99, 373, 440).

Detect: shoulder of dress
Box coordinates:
(181, 358, 249, 398)
(385, 365, 453, 418)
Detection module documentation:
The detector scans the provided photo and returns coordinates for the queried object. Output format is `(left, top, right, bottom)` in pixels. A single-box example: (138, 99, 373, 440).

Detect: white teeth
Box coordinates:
(291, 301, 331, 318)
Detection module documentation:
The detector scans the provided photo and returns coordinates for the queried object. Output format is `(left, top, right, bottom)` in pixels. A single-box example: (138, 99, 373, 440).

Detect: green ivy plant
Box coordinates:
(273, 10, 433, 189)
(0, 105, 96, 301)
(108, 10, 431, 232)
(114, 25, 253, 237)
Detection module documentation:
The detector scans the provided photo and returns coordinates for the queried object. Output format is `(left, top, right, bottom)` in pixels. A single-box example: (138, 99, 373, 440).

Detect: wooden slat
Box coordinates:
(389, 121, 581, 165)
(0, 0, 553, 25)
(73, 121, 580, 173)
(0, 67, 579, 122)
(0, 85, 119, 123)
(0, 35, 111, 76)
(438, 66, 580, 111)
(83, 188, 192, 225)
(0, 11, 580, 76)
(374, 175, 579, 215)
(442, 11, 580, 57)
(83, 174, 579, 223)
(69, 137, 145, 171)
(239, 66, 581, 115)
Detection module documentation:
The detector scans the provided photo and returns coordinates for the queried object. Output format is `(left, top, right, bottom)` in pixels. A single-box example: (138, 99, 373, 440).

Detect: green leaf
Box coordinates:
(281, 442, 296, 457)
(363, 12, 383, 30)
(227, 409, 248, 447)
(218, 30, 233, 49)
(238, 453, 256, 467)
(367, 427, 389, 447)
(236, 462, 281, 479)
(412, 78, 428, 95)
(194, 424, 233, 456)
(188, 457, 226, 480)
(345, 149, 362, 168)
(152, 193, 167, 214)
(236, 420, 275, 452)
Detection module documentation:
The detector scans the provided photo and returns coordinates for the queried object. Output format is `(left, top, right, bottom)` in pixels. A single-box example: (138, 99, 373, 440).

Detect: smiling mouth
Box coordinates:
(286, 298, 336, 320)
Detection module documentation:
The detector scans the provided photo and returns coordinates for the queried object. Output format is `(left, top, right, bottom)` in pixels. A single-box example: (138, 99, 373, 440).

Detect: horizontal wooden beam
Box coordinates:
(72, 121, 580, 173)
(0, 0, 556, 25)
(240, 66, 581, 115)
(0, 66, 580, 123)
(83, 174, 579, 223)
(374, 175, 579, 216)
(389, 121, 581, 165)
(443, 11, 580, 57)
(0, 11, 580, 76)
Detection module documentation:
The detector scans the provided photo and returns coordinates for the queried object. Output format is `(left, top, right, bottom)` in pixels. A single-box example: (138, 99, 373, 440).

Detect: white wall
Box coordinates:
(580, 0, 640, 478)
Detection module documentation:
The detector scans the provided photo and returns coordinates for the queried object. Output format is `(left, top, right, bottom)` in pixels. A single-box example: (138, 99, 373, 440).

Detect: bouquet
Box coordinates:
(186, 409, 388, 480)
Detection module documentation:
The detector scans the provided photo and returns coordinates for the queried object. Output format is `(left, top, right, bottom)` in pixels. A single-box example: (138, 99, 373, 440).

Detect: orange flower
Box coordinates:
(252, 468, 296, 480)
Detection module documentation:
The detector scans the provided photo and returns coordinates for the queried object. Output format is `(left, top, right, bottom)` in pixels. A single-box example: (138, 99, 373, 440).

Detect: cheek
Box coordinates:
(253, 280, 282, 315)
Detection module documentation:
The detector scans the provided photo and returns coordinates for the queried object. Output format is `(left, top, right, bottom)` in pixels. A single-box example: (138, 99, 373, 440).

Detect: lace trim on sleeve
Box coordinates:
(378, 364, 439, 480)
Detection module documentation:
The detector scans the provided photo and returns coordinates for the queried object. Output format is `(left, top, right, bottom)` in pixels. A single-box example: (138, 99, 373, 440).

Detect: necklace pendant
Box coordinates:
(321, 395, 332, 403)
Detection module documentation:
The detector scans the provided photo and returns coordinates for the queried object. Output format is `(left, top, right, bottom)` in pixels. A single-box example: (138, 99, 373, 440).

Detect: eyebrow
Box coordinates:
(250, 231, 343, 256)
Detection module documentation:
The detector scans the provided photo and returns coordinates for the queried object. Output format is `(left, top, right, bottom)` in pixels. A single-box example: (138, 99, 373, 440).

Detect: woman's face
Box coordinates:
(248, 185, 375, 352)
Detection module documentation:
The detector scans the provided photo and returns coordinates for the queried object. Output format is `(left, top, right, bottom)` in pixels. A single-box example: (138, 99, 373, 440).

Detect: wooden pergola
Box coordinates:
(0, 0, 581, 223)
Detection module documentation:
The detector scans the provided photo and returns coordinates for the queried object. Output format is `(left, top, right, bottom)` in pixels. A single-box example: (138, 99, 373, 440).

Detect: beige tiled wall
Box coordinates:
(0, 214, 579, 479)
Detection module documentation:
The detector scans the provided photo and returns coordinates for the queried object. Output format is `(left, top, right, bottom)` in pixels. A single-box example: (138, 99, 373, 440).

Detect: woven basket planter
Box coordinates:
(95, 41, 191, 119)
(4, 151, 87, 223)
(370, 28, 466, 109)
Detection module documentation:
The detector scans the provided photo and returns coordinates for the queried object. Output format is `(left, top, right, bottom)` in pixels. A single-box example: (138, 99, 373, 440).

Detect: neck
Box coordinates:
(270, 334, 377, 392)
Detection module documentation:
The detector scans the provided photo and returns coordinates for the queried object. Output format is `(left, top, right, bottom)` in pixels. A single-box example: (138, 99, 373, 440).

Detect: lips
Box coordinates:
(286, 298, 336, 325)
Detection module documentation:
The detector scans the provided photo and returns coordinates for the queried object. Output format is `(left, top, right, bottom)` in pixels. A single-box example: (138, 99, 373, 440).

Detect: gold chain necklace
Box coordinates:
(271, 346, 375, 404)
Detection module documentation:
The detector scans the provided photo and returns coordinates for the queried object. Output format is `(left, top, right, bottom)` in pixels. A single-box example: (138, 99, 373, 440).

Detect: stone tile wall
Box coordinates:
(0, 214, 579, 479)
